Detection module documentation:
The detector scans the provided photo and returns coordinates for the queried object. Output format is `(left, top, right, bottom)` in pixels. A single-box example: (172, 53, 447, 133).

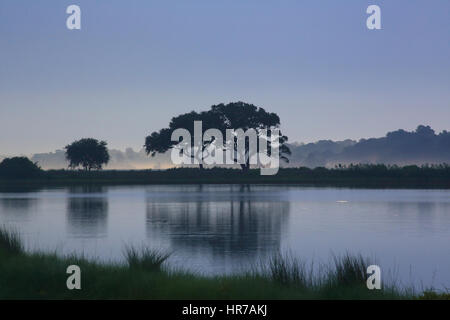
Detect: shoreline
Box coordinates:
(1, 166, 450, 189)
(0, 228, 427, 300)
(1, 228, 449, 300)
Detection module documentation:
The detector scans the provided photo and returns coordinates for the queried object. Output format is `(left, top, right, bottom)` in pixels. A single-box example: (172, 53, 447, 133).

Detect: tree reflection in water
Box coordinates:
(66, 185, 109, 238)
(146, 185, 290, 267)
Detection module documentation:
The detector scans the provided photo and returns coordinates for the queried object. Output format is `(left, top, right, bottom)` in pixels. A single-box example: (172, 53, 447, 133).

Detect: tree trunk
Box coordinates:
(240, 153, 250, 172)
(240, 163, 250, 172)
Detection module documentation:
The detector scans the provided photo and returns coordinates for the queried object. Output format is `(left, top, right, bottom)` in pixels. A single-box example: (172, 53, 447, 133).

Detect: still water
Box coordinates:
(0, 185, 449, 289)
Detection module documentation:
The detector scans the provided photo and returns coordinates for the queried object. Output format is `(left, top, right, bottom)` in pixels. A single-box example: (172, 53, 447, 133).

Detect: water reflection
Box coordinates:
(146, 186, 290, 260)
(386, 201, 448, 233)
(0, 197, 38, 221)
(0, 185, 44, 193)
(66, 186, 109, 238)
(0, 185, 43, 220)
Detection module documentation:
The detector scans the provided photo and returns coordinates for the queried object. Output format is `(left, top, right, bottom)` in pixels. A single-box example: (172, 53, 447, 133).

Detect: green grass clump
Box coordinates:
(123, 245, 171, 272)
(256, 251, 314, 289)
(331, 253, 368, 287)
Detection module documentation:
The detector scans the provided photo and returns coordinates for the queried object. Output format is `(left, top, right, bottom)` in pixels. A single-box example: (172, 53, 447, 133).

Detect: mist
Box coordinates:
(2, 125, 447, 170)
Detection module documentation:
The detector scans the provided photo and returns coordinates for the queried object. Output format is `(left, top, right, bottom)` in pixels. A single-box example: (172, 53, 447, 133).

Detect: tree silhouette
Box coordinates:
(211, 102, 291, 171)
(65, 138, 110, 171)
(145, 102, 290, 170)
(0, 157, 42, 179)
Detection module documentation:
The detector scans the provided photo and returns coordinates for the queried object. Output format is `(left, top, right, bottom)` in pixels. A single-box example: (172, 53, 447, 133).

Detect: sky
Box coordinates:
(0, 0, 449, 155)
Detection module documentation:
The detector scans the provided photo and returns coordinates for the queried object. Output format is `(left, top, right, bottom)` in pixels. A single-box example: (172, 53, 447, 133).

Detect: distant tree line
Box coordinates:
(289, 125, 450, 167)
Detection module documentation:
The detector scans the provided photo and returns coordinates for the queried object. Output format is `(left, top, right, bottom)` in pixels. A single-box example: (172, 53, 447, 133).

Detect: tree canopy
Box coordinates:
(144, 102, 291, 170)
(65, 138, 110, 171)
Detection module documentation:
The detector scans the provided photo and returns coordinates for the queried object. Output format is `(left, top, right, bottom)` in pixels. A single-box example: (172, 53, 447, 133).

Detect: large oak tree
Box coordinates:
(144, 102, 291, 170)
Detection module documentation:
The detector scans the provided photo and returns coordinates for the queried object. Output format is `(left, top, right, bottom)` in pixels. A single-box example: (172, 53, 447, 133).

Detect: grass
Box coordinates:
(123, 245, 171, 272)
(1, 165, 450, 189)
(256, 251, 314, 289)
(0, 227, 446, 300)
(331, 253, 368, 287)
(0, 227, 23, 255)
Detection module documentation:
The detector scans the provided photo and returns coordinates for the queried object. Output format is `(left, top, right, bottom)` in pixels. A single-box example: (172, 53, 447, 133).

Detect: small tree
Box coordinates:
(0, 157, 42, 179)
(65, 138, 110, 171)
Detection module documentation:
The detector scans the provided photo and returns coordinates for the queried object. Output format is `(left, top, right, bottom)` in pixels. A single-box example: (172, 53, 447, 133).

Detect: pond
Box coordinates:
(0, 184, 449, 290)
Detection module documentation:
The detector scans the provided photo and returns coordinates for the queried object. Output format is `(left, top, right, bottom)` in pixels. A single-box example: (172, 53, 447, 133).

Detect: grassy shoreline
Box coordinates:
(1, 165, 450, 189)
(1, 228, 448, 300)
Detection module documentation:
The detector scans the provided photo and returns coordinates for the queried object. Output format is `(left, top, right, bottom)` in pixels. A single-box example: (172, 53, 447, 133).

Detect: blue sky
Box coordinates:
(0, 0, 449, 155)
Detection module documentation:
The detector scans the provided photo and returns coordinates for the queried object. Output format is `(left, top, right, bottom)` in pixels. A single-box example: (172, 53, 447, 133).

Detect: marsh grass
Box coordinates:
(123, 245, 171, 272)
(0, 226, 428, 299)
(253, 252, 376, 294)
(254, 251, 316, 289)
(0, 226, 23, 255)
(330, 253, 369, 287)
(3, 164, 449, 189)
(418, 290, 450, 300)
